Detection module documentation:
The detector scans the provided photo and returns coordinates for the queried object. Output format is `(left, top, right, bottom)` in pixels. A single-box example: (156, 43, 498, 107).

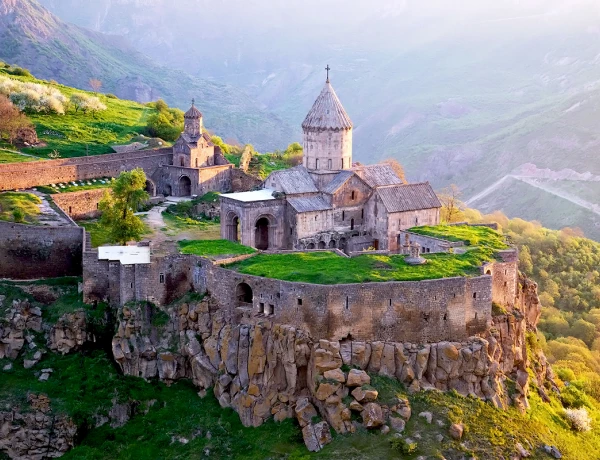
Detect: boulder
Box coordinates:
(315, 382, 340, 401)
(351, 387, 366, 402)
(323, 368, 345, 383)
(395, 398, 411, 421)
(349, 400, 363, 412)
(295, 397, 318, 428)
(301, 421, 332, 452)
(346, 369, 370, 387)
(515, 442, 530, 458)
(449, 423, 464, 440)
(418, 411, 433, 424)
(389, 416, 406, 433)
(362, 402, 384, 428)
(542, 445, 562, 459)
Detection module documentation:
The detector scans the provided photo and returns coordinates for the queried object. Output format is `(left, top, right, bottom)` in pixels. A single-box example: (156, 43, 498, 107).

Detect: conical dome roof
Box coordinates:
(185, 101, 202, 119)
(302, 81, 353, 130)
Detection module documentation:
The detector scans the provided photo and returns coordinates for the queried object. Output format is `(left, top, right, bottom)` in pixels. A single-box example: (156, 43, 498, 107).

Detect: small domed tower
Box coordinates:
(302, 66, 353, 172)
(184, 99, 203, 138)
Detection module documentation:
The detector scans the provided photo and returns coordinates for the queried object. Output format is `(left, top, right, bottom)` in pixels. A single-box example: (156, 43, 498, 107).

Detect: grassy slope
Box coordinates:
(228, 250, 494, 284)
(178, 239, 256, 258)
(0, 0, 293, 151)
(0, 149, 39, 163)
(0, 69, 155, 158)
(408, 224, 509, 249)
(0, 191, 41, 222)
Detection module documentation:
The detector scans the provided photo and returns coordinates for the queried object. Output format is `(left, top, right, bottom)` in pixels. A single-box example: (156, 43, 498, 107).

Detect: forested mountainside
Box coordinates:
(40, 0, 600, 240)
(0, 0, 294, 150)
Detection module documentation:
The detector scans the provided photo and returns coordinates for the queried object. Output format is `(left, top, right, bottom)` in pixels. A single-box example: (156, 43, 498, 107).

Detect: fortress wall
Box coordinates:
(0, 150, 172, 191)
(203, 261, 493, 343)
(83, 253, 494, 343)
(52, 189, 107, 220)
(484, 249, 519, 308)
(0, 222, 84, 279)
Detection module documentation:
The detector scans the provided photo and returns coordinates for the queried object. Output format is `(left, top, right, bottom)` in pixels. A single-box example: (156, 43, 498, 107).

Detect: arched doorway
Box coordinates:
(339, 238, 347, 251)
(164, 184, 172, 197)
(179, 175, 192, 196)
(307, 243, 315, 249)
(145, 180, 156, 197)
(318, 241, 326, 249)
(255, 217, 270, 250)
(236, 283, 253, 306)
(328, 240, 336, 248)
(227, 213, 240, 242)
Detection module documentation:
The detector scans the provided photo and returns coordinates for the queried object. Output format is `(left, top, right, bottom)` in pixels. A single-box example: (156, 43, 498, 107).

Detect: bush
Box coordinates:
(146, 100, 183, 141)
(389, 437, 417, 454)
(106, 93, 117, 99)
(6, 66, 32, 77)
(0, 76, 68, 114)
(70, 93, 107, 114)
(564, 407, 592, 432)
(12, 208, 24, 223)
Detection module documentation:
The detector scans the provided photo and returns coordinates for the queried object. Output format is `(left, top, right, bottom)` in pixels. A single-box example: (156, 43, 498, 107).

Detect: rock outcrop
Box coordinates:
(0, 300, 42, 360)
(0, 394, 76, 460)
(47, 311, 88, 355)
(110, 274, 548, 433)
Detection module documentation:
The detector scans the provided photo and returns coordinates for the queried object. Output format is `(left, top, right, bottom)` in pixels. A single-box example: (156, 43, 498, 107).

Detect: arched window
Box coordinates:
(351, 190, 356, 200)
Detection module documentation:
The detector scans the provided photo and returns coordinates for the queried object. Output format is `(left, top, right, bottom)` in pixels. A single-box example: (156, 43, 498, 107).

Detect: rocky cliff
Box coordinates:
(109, 273, 550, 451)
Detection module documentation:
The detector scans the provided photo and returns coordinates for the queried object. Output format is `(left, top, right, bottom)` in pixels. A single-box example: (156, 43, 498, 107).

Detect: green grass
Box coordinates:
(0, 191, 41, 223)
(0, 70, 157, 159)
(179, 239, 256, 258)
(0, 149, 40, 163)
(408, 224, 509, 250)
(228, 249, 495, 284)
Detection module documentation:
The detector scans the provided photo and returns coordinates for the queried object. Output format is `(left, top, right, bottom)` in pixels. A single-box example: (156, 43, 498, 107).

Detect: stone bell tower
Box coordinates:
(184, 99, 203, 138)
(302, 66, 353, 173)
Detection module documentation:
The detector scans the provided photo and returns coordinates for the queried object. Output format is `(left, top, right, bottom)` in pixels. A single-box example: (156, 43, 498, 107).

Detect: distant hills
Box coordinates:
(0, 0, 295, 151)
(8, 0, 600, 239)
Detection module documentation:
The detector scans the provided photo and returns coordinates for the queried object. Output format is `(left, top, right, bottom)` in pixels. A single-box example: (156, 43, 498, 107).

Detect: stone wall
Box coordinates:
(52, 189, 107, 220)
(397, 231, 464, 254)
(0, 222, 84, 279)
(0, 149, 173, 192)
(302, 127, 352, 171)
(200, 260, 492, 343)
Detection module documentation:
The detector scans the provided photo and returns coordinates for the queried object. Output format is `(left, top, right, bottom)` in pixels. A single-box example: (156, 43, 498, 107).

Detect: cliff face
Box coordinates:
(110, 273, 549, 448)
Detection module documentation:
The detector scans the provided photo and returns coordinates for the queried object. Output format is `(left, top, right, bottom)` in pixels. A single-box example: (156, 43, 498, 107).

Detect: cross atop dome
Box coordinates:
(326, 65, 330, 83)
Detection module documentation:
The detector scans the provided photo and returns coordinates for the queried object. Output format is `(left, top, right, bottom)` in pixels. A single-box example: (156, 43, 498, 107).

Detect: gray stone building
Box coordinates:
(151, 101, 234, 197)
(220, 76, 442, 252)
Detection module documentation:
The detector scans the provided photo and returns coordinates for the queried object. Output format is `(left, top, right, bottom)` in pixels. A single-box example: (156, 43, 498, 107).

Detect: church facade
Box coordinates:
(220, 76, 442, 252)
(152, 102, 235, 197)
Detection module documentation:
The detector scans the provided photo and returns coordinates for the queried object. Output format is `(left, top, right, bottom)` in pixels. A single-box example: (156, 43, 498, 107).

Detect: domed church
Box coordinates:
(220, 68, 442, 253)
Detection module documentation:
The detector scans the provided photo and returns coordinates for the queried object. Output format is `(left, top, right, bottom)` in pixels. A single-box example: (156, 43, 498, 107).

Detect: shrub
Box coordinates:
(0, 76, 68, 114)
(389, 437, 417, 454)
(70, 93, 107, 114)
(7, 66, 32, 77)
(564, 407, 592, 432)
(106, 93, 117, 99)
(12, 208, 24, 222)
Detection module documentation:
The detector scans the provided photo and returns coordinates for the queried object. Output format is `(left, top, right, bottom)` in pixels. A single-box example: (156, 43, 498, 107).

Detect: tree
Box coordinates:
(98, 168, 149, 245)
(382, 159, 407, 183)
(0, 95, 36, 145)
(439, 184, 465, 223)
(89, 78, 103, 93)
(146, 102, 184, 141)
(70, 93, 107, 114)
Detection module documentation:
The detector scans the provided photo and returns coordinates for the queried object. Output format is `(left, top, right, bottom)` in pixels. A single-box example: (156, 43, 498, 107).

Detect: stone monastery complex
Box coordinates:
(220, 78, 441, 252)
(0, 72, 523, 346)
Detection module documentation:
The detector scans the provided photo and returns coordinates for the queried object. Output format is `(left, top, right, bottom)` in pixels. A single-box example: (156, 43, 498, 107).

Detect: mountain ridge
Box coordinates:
(0, 0, 294, 151)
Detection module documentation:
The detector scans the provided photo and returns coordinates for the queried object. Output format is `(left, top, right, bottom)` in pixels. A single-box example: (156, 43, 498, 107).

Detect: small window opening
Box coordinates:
(351, 190, 356, 200)
(342, 211, 345, 221)
(504, 281, 508, 287)
(389, 299, 392, 306)
(130, 283, 133, 289)
(475, 313, 478, 320)
(443, 313, 447, 321)
(267, 304, 274, 316)
(350, 218, 355, 230)
(159, 273, 165, 284)
(259, 302, 265, 314)
(473, 292, 477, 299)
(361, 209, 364, 219)
(298, 298, 303, 306)
(345, 297, 349, 310)
(69, 206, 72, 214)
